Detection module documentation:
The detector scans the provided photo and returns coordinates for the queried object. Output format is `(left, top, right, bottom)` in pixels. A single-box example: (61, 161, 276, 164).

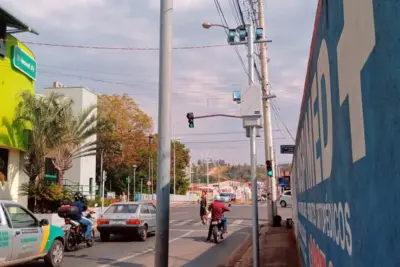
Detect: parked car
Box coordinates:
(0, 200, 65, 267)
(279, 190, 292, 207)
(219, 193, 231, 203)
(97, 201, 156, 242)
(229, 193, 236, 202)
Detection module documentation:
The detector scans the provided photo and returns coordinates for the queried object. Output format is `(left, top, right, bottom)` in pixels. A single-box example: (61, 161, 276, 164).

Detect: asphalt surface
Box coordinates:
(24, 202, 292, 267)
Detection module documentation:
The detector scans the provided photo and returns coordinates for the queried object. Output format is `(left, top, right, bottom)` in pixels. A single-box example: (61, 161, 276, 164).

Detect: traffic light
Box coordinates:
(266, 160, 273, 177)
(186, 112, 194, 128)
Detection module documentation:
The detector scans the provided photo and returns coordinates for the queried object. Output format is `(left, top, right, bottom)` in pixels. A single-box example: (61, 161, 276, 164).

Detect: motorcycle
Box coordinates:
(58, 205, 96, 251)
(209, 203, 231, 244)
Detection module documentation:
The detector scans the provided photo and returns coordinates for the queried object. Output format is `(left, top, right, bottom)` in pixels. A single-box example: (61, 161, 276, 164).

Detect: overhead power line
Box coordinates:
(2, 39, 230, 51)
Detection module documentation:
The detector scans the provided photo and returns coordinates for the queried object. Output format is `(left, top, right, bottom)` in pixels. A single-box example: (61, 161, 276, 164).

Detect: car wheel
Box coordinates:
(139, 225, 148, 241)
(280, 200, 287, 208)
(100, 232, 110, 242)
(44, 239, 64, 267)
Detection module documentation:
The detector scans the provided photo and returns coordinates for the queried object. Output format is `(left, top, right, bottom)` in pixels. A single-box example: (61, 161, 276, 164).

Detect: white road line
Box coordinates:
(170, 229, 208, 232)
(96, 231, 194, 267)
(169, 219, 178, 224)
(171, 211, 188, 214)
(174, 219, 192, 226)
(230, 220, 243, 226)
(193, 221, 204, 226)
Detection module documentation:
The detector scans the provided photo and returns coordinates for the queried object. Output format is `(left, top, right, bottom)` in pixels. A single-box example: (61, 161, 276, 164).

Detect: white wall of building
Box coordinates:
(44, 82, 97, 199)
(7, 149, 29, 205)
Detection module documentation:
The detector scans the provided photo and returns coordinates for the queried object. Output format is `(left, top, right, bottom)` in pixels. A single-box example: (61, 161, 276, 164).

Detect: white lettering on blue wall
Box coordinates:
(337, 0, 375, 163)
(317, 39, 333, 180)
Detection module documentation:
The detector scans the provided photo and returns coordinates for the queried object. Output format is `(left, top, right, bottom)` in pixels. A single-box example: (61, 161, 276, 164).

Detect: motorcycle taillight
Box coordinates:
(65, 219, 71, 224)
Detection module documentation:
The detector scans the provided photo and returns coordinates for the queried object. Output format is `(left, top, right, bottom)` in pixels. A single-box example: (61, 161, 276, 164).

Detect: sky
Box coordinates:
(3, 0, 317, 165)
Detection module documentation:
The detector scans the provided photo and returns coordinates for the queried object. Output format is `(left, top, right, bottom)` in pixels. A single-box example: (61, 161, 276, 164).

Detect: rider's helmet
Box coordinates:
(214, 194, 221, 202)
(74, 191, 84, 201)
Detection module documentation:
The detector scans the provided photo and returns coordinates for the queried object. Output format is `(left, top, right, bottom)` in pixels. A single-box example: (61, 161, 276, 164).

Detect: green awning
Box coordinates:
(0, 5, 39, 35)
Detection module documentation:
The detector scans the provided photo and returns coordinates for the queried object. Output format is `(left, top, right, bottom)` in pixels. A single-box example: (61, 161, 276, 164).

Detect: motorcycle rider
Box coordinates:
(71, 192, 93, 240)
(206, 195, 230, 242)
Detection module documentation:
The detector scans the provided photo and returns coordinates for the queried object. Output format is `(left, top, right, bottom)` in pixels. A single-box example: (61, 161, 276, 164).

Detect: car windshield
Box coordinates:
(220, 193, 229, 196)
(105, 204, 138, 214)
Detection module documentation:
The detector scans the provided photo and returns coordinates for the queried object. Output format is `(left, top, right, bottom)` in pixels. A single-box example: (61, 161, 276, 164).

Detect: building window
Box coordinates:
(0, 148, 9, 182)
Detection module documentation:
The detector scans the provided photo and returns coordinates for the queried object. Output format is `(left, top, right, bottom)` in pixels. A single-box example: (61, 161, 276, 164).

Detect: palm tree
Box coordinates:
(51, 105, 108, 186)
(14, 91, 73, 210)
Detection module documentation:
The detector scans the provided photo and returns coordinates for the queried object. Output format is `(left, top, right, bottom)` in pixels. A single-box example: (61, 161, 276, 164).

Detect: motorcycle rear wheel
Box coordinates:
(65, 230, 77, 251)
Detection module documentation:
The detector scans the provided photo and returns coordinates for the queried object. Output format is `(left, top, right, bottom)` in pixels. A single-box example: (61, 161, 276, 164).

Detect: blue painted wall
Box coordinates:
(291, 0, 400, 266)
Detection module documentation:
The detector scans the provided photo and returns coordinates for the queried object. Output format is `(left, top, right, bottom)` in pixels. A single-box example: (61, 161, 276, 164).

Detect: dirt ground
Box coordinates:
(221, 223, 302, 267)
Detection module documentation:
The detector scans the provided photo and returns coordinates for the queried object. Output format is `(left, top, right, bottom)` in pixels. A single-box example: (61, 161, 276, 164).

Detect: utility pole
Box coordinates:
(151, 157, 154, 197)
(206, 158, 209, 188)
(245, 16, 260, 267)
(173, 139, 176, 200)
(133, 165, 137, 201)
(102, 171, 106, 212)
(258, 0, 277, 224)
(127, 176, 130, 201)
(189, 162, 192, 201)
(100, 150, 104, 212)
(154, 0, 172, 265)
(148, 157, 151, 195)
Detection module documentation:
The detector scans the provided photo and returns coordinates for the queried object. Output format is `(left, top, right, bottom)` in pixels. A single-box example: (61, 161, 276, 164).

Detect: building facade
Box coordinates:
(0, 7, 39, 205)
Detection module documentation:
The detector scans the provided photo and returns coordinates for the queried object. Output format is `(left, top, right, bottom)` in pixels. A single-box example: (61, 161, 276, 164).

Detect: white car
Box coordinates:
(279, 190, 292, 207)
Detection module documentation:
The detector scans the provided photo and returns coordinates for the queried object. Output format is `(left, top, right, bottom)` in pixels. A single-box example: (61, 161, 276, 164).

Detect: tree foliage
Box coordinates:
(51, 104, 109, 186)
(15, 91, 74, 184)
(97, 94, 153, 172)
(96, 96, 192, 195)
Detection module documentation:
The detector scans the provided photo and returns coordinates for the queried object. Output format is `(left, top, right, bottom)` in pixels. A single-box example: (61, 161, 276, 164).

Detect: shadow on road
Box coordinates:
(63, 254, 145, 267)
(180, 226, 251, 267)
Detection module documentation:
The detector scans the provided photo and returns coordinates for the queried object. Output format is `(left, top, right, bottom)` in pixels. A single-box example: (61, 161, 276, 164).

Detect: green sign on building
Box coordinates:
(11, 46, 37, 81)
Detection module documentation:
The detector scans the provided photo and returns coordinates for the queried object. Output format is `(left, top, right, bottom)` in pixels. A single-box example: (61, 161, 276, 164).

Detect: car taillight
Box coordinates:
(126, 219, 141, 225)
(97, 219, 110, 225)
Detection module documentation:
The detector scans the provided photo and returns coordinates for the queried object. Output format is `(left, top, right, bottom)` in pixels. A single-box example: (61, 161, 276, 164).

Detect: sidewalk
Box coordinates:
(222, 223, 301, 267)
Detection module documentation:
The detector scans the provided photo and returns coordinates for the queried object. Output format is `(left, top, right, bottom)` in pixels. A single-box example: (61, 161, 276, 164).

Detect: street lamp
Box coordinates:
(202, 21, 229, 30)
(132, 165, 137, 201)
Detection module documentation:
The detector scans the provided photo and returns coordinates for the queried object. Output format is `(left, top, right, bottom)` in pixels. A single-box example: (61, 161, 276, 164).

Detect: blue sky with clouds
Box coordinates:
(3, 0, 317, 165)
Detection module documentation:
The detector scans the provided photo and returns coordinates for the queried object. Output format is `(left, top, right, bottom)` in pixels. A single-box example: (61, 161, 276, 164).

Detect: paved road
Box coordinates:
(25, 203, 292, 267)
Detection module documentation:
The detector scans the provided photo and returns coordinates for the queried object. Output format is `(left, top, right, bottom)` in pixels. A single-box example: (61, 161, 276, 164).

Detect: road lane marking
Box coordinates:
(174, 219, 192, 226)
(96, 230, 194, 267)
(169, 220, 178, 224)
(170, 229, 208, 232)
(193, 221, 204, 226)
(171, 211, 188, 214)
(231, 220, 243, 226)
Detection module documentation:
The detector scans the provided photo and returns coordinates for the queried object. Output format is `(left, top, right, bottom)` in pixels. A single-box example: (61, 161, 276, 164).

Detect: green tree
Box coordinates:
(170, 140, 190, 194)
(51, 105, 109, 186)
(15, 91, 73, 210)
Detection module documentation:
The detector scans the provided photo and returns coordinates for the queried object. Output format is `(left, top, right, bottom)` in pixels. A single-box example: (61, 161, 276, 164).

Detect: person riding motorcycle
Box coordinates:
(71, 192, 93, 240)
(206, 195, 230, 242)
